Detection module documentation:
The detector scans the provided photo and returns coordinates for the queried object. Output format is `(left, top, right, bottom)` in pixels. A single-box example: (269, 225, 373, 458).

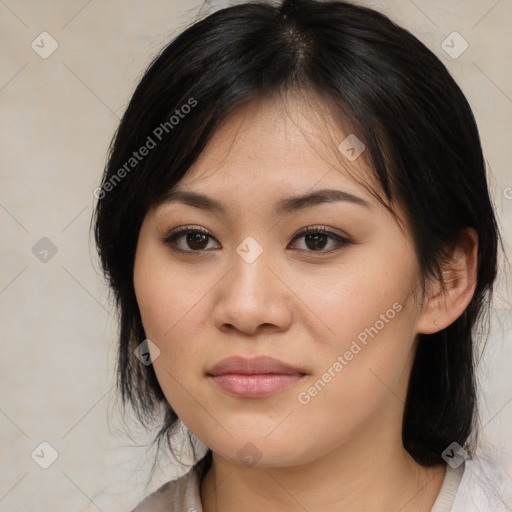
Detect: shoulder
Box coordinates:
(129, 465, 203, 512)
(452, 446, 512, 511)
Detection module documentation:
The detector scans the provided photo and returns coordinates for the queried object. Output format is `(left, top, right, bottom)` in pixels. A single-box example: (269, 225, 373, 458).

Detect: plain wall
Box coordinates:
(1, 1, 511, 510)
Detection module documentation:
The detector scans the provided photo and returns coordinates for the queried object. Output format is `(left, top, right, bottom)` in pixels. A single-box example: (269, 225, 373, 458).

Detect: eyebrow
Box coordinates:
(159, 188, 370, 215)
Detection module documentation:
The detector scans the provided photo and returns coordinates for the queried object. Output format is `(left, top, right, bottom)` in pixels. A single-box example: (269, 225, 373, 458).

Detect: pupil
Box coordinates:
(306, 233, 327, 250)
(188, 232, 207, 250)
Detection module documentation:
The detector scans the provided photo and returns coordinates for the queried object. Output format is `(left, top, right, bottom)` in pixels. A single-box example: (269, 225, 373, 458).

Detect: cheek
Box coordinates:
(133, 248, 217, 397)
(297, 247, 417, 351)
(134, 264, 211, 429)
(292, 252, 420, 413)
(134, 244, 212, 344)
(292, 299, 418, 459)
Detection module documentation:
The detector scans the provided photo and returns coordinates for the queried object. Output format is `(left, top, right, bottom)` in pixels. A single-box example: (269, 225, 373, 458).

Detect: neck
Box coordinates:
(200, 422, 446, 512)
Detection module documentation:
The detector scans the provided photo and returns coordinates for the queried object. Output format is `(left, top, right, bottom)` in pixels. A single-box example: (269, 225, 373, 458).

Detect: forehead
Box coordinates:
(176, 91, 379, 199)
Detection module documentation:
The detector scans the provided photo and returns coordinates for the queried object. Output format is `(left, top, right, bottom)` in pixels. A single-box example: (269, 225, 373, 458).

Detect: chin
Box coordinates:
(194, 430, 319, 469)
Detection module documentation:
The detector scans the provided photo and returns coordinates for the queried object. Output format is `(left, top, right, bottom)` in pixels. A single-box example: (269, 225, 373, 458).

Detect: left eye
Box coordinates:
(163, 227, 219, 253)
(162, 226, 352, 254)
(289, 227, 352, 252)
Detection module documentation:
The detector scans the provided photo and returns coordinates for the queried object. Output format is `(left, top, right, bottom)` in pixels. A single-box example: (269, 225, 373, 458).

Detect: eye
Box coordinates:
(162, 226, 220, 253)
(288, 226, 353, 253)
(162, 225, 353, 255)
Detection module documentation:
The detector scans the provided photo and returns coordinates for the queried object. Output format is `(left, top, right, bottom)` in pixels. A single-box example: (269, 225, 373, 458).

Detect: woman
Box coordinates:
(94, 0, 511, 510)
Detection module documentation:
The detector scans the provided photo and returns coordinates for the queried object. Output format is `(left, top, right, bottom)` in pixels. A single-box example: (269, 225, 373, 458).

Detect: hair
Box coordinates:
(93, 0, 500, 469)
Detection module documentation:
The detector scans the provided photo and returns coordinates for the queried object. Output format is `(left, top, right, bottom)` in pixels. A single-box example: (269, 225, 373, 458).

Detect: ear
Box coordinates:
(417, 227, 478, 335)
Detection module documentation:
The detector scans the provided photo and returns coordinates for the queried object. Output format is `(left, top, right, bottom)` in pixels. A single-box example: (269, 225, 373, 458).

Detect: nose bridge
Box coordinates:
(230, 237, 270, 304)
(212, 236, 291, 334)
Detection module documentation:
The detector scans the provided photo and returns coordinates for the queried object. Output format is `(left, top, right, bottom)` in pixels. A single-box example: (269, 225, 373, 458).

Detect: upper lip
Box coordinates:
(208, 356, 306, 376)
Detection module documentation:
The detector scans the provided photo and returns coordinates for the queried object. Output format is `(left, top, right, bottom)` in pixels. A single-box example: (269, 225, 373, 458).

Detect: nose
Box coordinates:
(211, 245, 293, 336)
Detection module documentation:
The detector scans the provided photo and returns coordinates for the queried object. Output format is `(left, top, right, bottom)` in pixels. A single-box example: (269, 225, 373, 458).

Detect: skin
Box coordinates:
(133, 92, 478, 511)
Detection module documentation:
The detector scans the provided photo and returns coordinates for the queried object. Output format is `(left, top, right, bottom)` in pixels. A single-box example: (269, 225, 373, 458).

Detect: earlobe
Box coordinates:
(417, 228, 478, 335)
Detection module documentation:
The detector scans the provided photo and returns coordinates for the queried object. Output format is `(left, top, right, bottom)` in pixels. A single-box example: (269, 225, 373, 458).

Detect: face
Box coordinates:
(133, 93, 427, 468)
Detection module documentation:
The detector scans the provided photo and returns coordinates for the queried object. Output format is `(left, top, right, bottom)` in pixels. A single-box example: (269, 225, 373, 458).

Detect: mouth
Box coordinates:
(207, 356, 307, 398)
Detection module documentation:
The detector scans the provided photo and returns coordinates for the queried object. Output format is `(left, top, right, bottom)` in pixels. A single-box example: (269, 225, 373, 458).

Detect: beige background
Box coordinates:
(1, 0, 511, 510)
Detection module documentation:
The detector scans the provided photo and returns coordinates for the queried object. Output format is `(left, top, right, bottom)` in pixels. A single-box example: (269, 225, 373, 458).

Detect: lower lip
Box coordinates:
(210, 373, 304, 398)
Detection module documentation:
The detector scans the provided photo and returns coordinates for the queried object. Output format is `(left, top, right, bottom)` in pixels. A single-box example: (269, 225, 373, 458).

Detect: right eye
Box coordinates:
(162, 226, 221, 253)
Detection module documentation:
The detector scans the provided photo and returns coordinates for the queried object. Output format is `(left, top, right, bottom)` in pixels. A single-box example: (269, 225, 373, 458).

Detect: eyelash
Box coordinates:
(162, 225, 353, 255)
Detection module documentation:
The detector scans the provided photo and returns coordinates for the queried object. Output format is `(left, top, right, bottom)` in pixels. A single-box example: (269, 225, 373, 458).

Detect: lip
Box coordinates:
(207, 356, 307, 398)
